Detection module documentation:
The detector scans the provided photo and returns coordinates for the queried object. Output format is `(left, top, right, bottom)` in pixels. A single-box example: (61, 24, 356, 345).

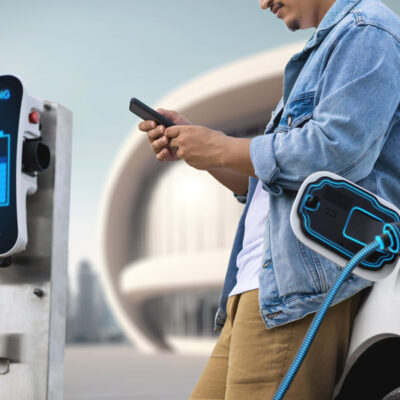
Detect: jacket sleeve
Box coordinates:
(250, 24, 400, 195)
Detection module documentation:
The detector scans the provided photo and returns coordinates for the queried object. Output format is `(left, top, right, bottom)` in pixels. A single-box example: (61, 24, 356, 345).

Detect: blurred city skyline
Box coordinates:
(1, 0, 399, 288)
(66, 259, 124, 344)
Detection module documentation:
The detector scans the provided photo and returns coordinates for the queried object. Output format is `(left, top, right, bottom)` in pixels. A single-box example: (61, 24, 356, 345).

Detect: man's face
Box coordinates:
(259, 0, 327, 31)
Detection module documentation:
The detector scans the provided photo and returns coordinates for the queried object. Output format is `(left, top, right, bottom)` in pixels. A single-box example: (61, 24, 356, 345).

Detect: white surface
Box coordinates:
(167, 336, 217, 355)
(120, 250, 230, 295)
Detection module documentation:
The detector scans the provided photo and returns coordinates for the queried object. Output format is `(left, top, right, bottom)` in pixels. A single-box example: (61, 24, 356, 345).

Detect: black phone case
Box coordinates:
(129, 98, 175, 127)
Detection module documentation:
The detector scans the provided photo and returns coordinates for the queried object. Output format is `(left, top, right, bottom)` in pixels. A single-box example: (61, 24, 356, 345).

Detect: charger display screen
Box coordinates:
(0, 76, 23, 254)
(0, 133, 10, 206)
(344, 208, 385, 246)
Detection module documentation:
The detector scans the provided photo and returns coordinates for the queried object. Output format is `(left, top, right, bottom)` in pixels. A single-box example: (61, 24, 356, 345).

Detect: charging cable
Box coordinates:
(273, 222, 400, 400)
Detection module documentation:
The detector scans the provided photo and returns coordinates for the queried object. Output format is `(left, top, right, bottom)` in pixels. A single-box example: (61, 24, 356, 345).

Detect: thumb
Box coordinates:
(157, 108, 179, 119)
(157, 108, 191, 125)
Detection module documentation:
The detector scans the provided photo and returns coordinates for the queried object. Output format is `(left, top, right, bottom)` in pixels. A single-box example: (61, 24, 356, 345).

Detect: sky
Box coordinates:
(1, 0, 399, 285)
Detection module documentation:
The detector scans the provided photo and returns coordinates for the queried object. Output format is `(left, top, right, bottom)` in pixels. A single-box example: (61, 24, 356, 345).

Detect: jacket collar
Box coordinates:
(318, 0, 362, 33)
(292, 0, 362, 59)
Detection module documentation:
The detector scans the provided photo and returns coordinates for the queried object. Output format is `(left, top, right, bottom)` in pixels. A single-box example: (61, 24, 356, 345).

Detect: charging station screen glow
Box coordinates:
(0, 132, 10, 206)
(0, 75, 23, 253)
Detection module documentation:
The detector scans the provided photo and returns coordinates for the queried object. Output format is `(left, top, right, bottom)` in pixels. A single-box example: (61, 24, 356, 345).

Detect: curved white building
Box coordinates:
(99, 42, 305, 353)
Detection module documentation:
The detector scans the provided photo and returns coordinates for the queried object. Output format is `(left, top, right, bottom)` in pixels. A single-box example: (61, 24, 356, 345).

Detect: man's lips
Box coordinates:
(263, 0, 283, 17)
(272, 3, 283, 15)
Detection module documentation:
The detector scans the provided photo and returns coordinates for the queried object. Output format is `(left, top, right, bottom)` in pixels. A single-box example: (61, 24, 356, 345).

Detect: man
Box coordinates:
(139, 0, 400, 398)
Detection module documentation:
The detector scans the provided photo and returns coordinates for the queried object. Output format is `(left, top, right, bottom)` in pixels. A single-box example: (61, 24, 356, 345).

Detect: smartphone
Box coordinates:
(129, 98, 175, 127)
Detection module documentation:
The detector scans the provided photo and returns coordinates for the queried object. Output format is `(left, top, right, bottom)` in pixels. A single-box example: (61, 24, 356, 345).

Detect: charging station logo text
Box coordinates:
(0, 90, 10, 101)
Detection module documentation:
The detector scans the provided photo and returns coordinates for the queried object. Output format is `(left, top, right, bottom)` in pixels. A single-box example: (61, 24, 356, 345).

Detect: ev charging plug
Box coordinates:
(291, 171, 400, 281)
(275, 172, 400, 400)
(375, 222, 400, 254)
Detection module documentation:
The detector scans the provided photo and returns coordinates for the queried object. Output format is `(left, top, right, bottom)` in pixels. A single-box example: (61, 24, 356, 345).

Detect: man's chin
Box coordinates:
(285, 17, 301, 32)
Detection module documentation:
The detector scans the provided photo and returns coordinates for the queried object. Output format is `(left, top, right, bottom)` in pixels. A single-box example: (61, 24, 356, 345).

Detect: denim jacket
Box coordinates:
(215, 0, 400, 331)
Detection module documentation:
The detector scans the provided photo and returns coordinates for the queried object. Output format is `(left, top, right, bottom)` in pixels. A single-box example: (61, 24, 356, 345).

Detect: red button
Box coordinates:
(29, 111, 40, 124)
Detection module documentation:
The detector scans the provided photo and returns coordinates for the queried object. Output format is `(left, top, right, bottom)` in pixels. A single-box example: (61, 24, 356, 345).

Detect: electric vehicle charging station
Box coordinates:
(0, 75, 72, 399)
(276, 171, 400, 400)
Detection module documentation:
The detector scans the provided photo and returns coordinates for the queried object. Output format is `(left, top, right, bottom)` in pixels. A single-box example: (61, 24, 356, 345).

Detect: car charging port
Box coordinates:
(22, 137, 51, 174)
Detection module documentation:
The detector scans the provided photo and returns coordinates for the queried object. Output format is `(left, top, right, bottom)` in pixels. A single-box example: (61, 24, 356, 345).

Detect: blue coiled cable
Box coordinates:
(273, 239, 381, 400)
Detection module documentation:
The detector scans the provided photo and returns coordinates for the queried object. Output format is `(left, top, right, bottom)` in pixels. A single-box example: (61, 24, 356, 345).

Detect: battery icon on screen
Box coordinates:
(0, 131, 10, 207)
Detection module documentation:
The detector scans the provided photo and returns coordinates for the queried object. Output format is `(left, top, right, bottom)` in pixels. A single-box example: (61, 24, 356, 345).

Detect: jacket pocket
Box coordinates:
(278, 91, 315, 132)
(265, 97, 284, 134)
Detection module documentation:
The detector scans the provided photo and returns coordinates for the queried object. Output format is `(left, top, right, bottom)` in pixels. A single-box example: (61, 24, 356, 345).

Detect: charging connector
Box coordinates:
(273, 239, 382, 400)
(291, 171, 400, 281)
(376, 223, 400, 253)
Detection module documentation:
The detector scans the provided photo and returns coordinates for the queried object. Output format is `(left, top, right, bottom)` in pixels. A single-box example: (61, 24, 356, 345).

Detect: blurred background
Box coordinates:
(1, 1, 399, 399)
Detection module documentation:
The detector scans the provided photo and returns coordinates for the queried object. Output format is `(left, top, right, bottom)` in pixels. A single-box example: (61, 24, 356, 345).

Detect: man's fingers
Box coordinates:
(151, 135, 169, 154)
(164, 126, 181, 139)
(139, 120, 157, 132)
(156, 148, 172, 162)
(169, 137, 178, 148)
(148, 125, 166, 141)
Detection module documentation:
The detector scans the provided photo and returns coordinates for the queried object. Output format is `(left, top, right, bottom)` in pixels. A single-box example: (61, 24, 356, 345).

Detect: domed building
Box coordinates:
(99, 42, 304, 353)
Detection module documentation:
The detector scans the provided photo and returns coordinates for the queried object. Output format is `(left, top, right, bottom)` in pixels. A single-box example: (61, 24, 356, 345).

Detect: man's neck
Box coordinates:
(315, 0, 336, 27)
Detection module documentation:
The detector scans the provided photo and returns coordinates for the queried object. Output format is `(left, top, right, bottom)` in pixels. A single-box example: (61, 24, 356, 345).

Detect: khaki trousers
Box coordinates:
(190, 289, 363, 400)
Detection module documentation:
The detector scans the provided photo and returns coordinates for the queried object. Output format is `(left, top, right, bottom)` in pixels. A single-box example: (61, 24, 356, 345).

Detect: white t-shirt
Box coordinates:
(229, 180, 269, 297)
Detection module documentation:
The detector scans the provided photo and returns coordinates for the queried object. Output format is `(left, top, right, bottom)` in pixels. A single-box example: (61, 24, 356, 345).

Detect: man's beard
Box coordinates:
(288, 18, 301, 31)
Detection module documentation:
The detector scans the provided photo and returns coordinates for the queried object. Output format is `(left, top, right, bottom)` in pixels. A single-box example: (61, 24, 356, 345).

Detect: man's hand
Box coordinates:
(138, 108, 191, 162)
(165, 125, 256, 177)
(139, 108, 255, 191)
(164, 125, 228, 170)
